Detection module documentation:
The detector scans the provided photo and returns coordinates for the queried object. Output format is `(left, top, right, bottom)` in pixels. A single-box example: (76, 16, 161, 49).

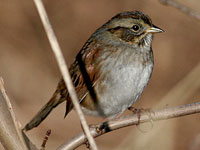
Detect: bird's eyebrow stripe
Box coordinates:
(107, 26, 129, 33)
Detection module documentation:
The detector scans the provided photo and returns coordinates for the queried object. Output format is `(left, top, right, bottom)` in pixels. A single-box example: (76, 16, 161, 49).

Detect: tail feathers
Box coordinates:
(24, 92, 65, 131)
(64, 98, 73, 118)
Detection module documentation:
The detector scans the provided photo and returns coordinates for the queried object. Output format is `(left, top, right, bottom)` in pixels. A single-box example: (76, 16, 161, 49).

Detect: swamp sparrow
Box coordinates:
(24, 11, 163, 131)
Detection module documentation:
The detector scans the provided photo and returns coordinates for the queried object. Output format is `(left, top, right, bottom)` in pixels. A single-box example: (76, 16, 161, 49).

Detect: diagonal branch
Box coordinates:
(57, 102, 200, 150)
(32, 0, 98, 150)
(159, 0, 200, 21)
(0, 78, 26, 150)
(0, 78, 38, 150)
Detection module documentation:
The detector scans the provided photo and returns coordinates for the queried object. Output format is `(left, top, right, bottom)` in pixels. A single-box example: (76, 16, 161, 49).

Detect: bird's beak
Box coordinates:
(147, 25, 164, 33)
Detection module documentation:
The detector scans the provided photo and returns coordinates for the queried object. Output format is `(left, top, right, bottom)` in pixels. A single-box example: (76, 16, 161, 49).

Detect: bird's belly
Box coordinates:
(81, 62, 153, 118)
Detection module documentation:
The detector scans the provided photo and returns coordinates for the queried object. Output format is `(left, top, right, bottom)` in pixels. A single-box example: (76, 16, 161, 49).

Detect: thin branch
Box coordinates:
(57, 102, 200, 150)
(0, 77, 37, 150)
(40, 129, 51, 150)
(32, 0, 98, 150)
(159, 0, 200, 21)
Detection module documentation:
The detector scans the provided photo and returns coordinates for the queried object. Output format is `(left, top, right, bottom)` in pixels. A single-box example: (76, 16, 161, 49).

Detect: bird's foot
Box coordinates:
(128, 107, 146, 125)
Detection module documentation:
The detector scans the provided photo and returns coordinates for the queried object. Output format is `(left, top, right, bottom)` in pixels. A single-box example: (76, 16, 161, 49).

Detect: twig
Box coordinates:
(40, 129, 51, 150)
(159, 0, 200, 21)
(0, 78, 27, 150)
(32, 0, 98, 150)
(57, 102, 200, 150)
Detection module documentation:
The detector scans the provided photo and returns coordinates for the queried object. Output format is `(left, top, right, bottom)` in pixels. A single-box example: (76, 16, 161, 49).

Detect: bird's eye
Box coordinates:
(132, 24, 140, 32)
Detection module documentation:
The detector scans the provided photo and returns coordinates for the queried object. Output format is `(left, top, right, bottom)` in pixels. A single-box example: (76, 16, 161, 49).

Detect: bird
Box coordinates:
(24, 11, 163, 131)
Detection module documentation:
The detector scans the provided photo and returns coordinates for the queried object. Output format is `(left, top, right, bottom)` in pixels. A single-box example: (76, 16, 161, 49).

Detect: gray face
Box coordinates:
(105, 17, 153, 45)
(94, 11, 162, 47)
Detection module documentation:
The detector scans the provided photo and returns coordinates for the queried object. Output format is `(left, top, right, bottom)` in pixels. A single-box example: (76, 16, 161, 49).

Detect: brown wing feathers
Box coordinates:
(24, 38, 100, 131)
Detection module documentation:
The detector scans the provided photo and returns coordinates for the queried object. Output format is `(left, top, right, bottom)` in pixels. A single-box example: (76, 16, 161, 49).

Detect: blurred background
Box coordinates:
(0, 0, 200, 149)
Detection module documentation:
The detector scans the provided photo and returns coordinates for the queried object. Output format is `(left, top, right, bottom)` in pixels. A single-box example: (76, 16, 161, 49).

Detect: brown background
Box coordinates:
(0, 0, 200, 150)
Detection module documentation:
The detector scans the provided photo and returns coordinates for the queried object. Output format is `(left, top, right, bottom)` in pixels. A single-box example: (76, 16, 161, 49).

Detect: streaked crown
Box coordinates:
(102, 11, 163, 45)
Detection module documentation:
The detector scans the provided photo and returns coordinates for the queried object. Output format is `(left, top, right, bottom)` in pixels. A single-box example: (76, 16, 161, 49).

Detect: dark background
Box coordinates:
(0, 0, 200, 149)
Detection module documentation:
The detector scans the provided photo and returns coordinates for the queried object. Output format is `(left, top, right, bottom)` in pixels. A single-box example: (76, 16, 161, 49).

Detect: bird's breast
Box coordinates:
(81, 46, 154, 117)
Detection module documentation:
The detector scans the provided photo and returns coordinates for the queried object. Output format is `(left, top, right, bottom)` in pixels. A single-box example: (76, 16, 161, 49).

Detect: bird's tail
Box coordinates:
(24, 90, 66, 131)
